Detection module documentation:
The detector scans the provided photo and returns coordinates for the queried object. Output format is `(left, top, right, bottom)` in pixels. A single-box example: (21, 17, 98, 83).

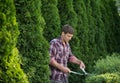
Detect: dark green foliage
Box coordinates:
(41, 0, 61, 42)
(100, 0, 120, 53)
(109, 0, 120, 53)
(15, 0, 50, 83)
(0, 0, 28, 83)
(85, 0, 100, 70)
(58, 0, 78, 28)
(0, 0, 119, 83)
(87, 0, 107, 69)
(91, 0, 107, 57)
(73, 0, 89, 66)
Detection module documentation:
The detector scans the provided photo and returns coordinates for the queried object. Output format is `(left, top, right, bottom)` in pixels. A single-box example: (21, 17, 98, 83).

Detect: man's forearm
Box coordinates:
(50, 58, 64, 71)
(69, 56, 85, 69)
(69, 56, 81, 65)
(50, 58, 70, 73)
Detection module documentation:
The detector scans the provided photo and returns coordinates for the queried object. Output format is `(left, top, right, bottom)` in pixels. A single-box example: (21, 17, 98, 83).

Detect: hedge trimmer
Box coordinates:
(70, 68, 88, 76)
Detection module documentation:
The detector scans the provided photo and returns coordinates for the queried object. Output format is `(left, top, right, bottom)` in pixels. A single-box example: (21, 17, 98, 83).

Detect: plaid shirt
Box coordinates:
(49, 37, 73, 81)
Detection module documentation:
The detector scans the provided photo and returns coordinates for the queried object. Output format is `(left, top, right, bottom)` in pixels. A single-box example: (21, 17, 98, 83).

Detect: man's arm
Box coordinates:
(69, 56, 85, 69)
(50, 58, 71, 73)
(49, 41, 70, 73)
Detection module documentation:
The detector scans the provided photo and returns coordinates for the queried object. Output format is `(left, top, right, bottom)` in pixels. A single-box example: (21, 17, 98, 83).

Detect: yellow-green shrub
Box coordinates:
(85, 73, 120, 83)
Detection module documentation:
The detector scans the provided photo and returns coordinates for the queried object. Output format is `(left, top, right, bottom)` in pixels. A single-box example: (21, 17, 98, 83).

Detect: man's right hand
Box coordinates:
(50, 58, 71, 74)
(62, 67, 71, 74)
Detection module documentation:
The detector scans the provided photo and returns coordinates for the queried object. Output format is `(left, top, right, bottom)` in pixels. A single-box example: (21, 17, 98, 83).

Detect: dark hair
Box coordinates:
(62, 24, 74, 34)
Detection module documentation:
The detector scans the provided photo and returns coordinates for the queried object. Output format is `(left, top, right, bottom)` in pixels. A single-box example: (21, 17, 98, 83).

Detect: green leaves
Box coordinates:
(85, 54, 120, 83)
(15, 0, 50, 82)
(94, 54, 120, 74)
(0, 0, 28, 82)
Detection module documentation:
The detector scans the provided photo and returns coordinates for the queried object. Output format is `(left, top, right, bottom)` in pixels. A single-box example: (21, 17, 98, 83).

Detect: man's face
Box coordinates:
(62, 32, 73, 43)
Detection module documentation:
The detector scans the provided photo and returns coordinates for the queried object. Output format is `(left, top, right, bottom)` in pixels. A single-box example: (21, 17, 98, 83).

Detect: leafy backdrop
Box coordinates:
(0, 0, 120, 83)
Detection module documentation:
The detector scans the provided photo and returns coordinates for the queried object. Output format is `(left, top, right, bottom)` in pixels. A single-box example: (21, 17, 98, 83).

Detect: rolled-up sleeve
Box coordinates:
(49, 41, 57, 62)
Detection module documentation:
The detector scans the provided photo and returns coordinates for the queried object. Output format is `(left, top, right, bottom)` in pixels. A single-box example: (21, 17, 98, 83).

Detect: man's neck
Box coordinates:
(61, 37, 67, 46)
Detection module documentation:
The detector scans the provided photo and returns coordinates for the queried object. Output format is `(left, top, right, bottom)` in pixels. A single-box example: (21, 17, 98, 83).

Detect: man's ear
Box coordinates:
(62, 32, 65, 36)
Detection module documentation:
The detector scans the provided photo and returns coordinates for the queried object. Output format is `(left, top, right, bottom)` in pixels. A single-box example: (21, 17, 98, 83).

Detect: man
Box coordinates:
(49, 24, 85, 83)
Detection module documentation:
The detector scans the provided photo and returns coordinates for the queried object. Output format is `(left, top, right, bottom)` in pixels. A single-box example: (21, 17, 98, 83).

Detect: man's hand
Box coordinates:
(62, 67, 71, 73)
(69, 56, 86, 69)
(50, 58, 71, 73)
(79, 61, 85, 69)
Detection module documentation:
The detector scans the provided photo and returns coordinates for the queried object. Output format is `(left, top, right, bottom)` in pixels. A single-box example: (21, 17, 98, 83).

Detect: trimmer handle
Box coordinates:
(81, 68, 88, 75)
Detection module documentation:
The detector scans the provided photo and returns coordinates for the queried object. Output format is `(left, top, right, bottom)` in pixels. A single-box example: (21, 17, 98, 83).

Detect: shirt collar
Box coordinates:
(58, 36, 69, 47)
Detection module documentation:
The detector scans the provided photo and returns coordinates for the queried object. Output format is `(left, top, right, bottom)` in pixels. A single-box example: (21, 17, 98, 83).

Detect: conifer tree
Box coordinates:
(106, 0, 120, 53)
(15, 0, 50, 82)
(58, 0, 78, 28)
(85, 0, 97, 68)
(0, 0, 28, 83)
(100, 0, 119, 53)
(41, 0, 61, 41)
(73, 0, 89, 65)
(90, 0, 107, 63)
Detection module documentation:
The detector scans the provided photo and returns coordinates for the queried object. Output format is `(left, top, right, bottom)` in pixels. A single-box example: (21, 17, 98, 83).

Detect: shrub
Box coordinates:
(85, 53, 120, 83)
(0, 0, 28, 82)
(93, 53, 120, 74)
(15, 0, 50, 82)
(85, 73, 120, 83)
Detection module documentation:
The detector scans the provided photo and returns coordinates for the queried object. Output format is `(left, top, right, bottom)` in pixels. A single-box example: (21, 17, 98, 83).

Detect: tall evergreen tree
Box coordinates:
(41, 0, 61, 42)
(82, 0, 97, 71)
(0, 0, 28, 83)
(15, 0, 50, 83)
(73, 0, 89, 65)
(58, 0, 78, 28)
(100, 0, 119, 53)
(90, 0, 107, 62)
(108, 0, 120, 53)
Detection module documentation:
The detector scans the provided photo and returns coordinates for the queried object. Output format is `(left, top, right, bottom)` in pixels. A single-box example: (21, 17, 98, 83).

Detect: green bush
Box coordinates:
(15, 0, 50, 82)
(93, 53, 120, 74)
(0, 48, 29, 83)
(85, 73, 120, 83)
(0, 0, 28, 82)
(41, 0, 61, 42)
(85, 53, 120, 83)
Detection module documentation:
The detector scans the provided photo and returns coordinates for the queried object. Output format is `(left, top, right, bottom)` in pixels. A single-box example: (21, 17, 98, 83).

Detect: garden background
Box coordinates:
(0, 0, 120, 83)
